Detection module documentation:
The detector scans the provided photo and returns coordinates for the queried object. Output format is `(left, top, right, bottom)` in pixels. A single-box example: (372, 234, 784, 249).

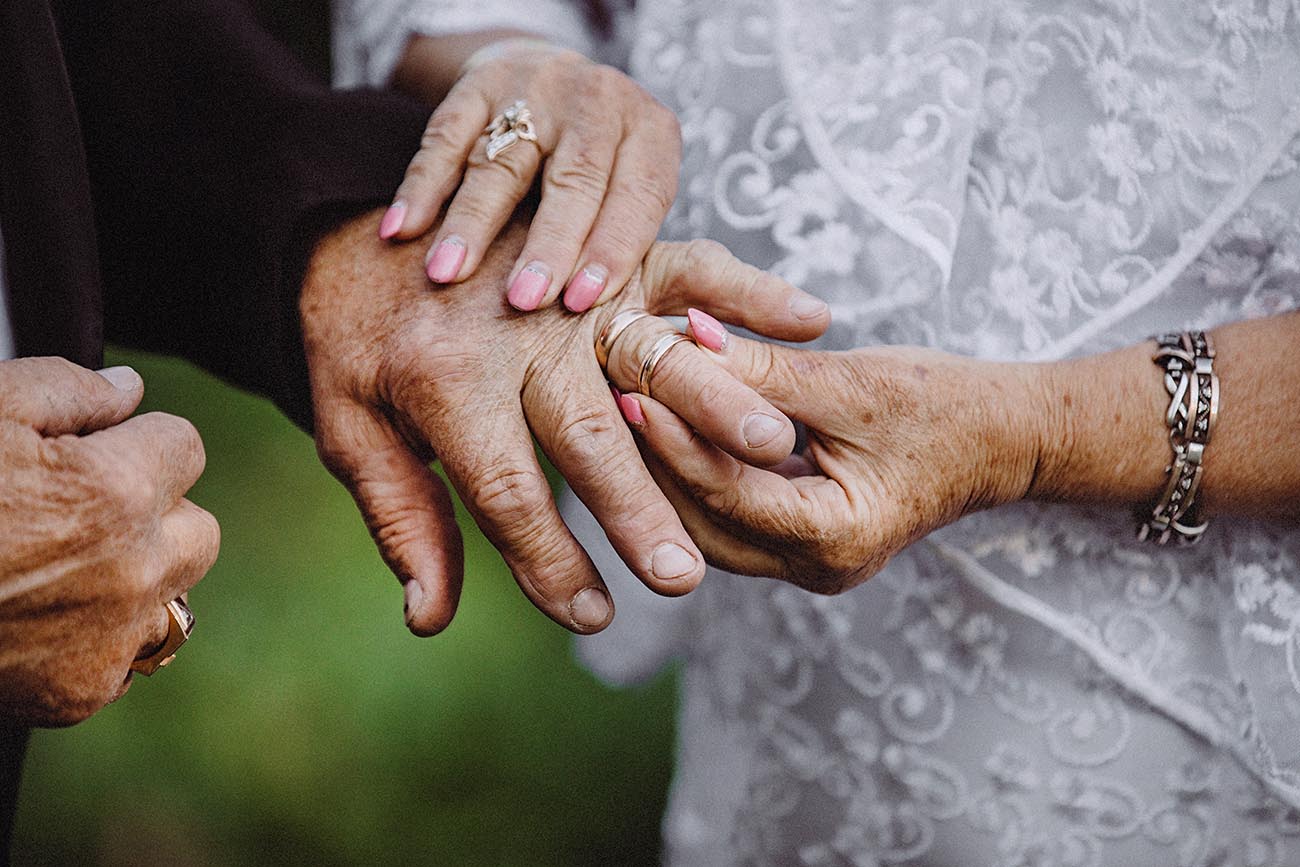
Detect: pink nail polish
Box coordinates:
(378, 200, 407, 240)
(564, 265, 608, 312)
(610, 384, 622, 402)
(508, 263, 551, 311)
(426, 237, 467, 283)
(687, 308, 729, 352)
(617, 393, 646, 427)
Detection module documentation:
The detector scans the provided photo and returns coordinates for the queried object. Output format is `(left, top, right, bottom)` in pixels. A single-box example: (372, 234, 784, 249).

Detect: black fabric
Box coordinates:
(0, 0, 103, 368)
(0, 0, 430, 851)
(55, 0, 429, 429)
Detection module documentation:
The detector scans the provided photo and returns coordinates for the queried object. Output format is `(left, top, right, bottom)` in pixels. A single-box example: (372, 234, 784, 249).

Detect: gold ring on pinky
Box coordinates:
(484, 100, 539, 161)
(638, 333, 693, 400)
(130, 597, 195, 676)
(595, 309, 652, 369)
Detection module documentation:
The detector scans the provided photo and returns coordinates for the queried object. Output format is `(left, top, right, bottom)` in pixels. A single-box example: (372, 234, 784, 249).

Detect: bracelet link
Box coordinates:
(1137, 331, 1217, 546)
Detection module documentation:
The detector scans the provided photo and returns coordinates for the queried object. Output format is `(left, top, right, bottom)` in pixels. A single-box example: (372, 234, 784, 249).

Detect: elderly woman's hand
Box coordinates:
(378, 41, 681, 314)
(606, 330, 1053, 593)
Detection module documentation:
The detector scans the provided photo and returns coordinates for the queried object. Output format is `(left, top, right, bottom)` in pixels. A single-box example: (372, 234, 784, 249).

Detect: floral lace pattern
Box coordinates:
(587, 0, 1300, 864)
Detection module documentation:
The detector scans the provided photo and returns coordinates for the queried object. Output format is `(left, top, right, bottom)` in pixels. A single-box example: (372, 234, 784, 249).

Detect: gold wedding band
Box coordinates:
(638, 333, 693, 399)
(596, 309, 652, 369)
(130, 597, 195, 676)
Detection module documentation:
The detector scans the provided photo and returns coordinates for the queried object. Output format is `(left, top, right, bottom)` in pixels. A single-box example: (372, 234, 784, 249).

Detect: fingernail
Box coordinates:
(570, 587, 612, 629)
(617, 393, 645, 427)
(378, 200, 407, 240)
(426, 236, 467, 283)
(403, 581, 424, 625)
(96, 366, 141, 391)
(508, 262, 551, 311)
(743, 412, 784, 448)
(652, 543, 698, 581)
(789, 294, 829, 320)
(564, 265, 608, 312)
(687, 308, 729, 352)
(610, 384, 622, 402)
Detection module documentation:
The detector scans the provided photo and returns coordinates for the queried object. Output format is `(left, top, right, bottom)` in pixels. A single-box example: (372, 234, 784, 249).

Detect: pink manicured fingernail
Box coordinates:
(789, 293, 829, 320)
(617, 393, 645, 427)
(564, 265, 608, 312)
(687, 308, 729, 351)
(426, 236, 467, 283)
(508, 262, 551, 311)
(378, 200, 407, 240)
(610, 384, 622, 402)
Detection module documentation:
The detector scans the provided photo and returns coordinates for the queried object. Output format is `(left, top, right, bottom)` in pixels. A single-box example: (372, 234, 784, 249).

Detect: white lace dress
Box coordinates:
(334, 2, 1300, 863)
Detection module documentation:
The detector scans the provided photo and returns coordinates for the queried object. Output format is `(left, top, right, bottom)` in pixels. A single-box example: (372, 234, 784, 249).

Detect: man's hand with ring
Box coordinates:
(0, 359, 219, 726)
(302, 212, 829, 637)
(377, 39, 683, 314)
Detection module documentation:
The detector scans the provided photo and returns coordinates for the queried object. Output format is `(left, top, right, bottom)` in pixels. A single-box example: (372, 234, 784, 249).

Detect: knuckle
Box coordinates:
(472, 465, 550, 529)
(188, 506, 222, 575)
(100, 461, 158, 517)
(421, 111, 470, 153)
(552, 406, 623, 465)
(545, 149, 609, 200)
(683, 238, 730, 275)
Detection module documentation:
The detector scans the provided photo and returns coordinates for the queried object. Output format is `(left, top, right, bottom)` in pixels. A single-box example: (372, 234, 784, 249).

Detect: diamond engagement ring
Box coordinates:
(484, 100, 539, 161)
(130, 597, 195, 676)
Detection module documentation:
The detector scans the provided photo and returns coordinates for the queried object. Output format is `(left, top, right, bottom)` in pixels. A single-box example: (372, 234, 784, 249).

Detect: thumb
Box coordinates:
(638, 239, 830, 342)
(0, 356, 143, 436)
(314, 400, 464, 636)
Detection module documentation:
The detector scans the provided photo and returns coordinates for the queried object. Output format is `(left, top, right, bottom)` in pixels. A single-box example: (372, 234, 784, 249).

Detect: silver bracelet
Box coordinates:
(1137, 331, 1219, 545)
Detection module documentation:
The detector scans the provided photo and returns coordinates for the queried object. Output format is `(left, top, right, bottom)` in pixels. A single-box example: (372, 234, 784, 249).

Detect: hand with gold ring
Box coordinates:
(376, 33, 682, 314)
(0, 359, 218, 727)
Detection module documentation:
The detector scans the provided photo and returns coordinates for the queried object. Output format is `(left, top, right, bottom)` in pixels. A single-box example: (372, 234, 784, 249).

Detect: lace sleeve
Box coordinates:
(331, 0, 599, 88)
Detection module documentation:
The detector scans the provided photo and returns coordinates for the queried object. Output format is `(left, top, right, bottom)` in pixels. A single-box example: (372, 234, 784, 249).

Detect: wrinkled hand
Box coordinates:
(618, 335, 1046, 593)
(0, 358, 218, 726)
(302, 212, 828, 635)
(381, 45, 681, 313)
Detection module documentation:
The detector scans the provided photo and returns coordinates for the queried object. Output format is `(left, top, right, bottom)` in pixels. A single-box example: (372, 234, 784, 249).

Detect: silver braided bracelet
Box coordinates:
(1137, 331, 1219, 545)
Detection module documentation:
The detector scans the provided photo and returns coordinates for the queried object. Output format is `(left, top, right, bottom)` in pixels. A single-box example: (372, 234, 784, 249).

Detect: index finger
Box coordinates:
(380, 83, 493, 242)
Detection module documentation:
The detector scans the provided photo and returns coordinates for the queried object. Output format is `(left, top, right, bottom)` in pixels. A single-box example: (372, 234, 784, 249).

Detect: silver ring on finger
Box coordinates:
(638, 333, 693, 400)
(484, 100, 539, 161)
(596, 309, 653, 369)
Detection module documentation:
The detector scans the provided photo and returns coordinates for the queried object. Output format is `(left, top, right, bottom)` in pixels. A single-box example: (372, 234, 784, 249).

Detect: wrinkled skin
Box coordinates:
(302, 210, 829, 635)
(389, 43, 683, 313)
(0, 358, 218, 726)
(621, 336, 1048, 594)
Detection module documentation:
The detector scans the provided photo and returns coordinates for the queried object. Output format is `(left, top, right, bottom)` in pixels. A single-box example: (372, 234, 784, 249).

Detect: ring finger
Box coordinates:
(604, 315, 796, 467)
(425, 99, 553, 284)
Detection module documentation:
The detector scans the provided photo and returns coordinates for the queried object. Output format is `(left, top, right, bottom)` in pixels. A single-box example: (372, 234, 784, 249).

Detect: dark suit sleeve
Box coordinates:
(53, 0, 431, 430)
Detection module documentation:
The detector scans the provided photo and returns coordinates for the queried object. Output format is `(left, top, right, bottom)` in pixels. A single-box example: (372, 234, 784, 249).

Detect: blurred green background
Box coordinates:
(9, 350, 676, 866)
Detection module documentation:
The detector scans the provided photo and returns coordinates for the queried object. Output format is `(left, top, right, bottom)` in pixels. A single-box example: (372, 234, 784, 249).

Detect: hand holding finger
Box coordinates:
(604, 314, 797, 467)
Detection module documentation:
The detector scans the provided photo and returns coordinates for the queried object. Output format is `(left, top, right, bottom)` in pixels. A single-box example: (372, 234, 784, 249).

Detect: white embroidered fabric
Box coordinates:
(334, 1, 1300, 863)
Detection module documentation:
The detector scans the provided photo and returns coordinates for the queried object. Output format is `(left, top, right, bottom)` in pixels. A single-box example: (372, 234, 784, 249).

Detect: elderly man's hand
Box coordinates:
(0, 359, 218, 726)
(301, 210, 828, 635)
